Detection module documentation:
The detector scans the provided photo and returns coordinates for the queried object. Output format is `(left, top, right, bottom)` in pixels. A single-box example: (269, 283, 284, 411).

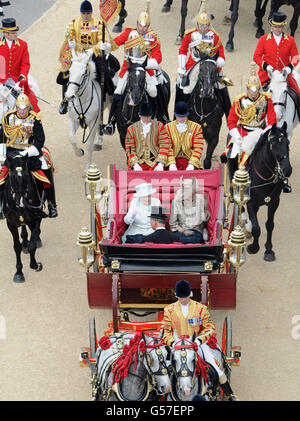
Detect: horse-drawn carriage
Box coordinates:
(77, 163, 246, 401)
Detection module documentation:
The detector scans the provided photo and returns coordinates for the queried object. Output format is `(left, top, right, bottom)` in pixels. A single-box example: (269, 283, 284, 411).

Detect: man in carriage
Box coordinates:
(0, 92, 57, 219)
(166, 101, 205, 171)
(57, 0, 120, 115)
(125, 102, 169, 171)
(162, 279, 238, 401)
(103, 2, 170, 135)
(176, 3, 232, 118)
(253, 11, 300, 96)
(0, 18, 40, 113)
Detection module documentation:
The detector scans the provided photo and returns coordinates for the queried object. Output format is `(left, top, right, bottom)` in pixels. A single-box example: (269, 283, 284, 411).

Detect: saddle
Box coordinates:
(287, 85, 300, 121)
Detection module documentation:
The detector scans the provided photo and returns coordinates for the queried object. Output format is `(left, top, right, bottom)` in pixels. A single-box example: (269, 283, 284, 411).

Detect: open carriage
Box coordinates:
(77, 164, 245, 400)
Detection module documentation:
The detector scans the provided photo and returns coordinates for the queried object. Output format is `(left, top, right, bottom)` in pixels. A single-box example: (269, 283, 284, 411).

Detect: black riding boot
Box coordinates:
(220, 381, 239, 401)
(59, 83, 68, 115)
(155, 85, 170, 124)
(0, 188, 4, 220)
(44, 169, 58, 218)
(103, 94, 121, 135)
(218, 86, 232, 119)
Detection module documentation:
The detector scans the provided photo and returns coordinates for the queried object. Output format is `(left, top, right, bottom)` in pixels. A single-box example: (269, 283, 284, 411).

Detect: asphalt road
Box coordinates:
(0, 0, 300, 402)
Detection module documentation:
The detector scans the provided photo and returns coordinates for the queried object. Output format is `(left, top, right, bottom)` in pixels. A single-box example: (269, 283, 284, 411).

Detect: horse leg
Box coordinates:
(289, 4, 300, 36)
(225, 0, 239, 52)
(203, 130, 220, 169)
(264, 199, 280, 261)
(21, 225, 29, 254)
(27, 221, 43, 272)
(175, 0, 188, 45)
(162, 0, 173, 12)
(7, 221, 25, 282)
(246, 201, 261, 254)
(255, 0, 269, 38)
(68, 118, 84, 157)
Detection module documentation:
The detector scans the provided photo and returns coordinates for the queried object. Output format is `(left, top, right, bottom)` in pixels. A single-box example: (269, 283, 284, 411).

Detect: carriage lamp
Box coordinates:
(232, 166, 251, 207)
(228, 225, 247, 269)
(76, 226, 97, 271)
(85, 164, 104, 204)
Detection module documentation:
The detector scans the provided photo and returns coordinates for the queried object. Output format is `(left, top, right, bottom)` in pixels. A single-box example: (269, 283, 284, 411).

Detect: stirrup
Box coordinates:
(103, 122, 115, 136)
(282, 183, 292, 193)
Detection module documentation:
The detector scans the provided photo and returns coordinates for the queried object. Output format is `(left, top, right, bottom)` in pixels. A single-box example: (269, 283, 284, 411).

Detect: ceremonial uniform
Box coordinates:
(0, 96, 57, 218)
(0, 36, 39, 113)
(226, 91, 277, 166)
(166, 119, 204, 170)
(125, 119, 169, 170)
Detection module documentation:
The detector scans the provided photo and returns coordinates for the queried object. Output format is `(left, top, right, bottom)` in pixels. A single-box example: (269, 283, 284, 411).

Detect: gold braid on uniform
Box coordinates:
(2, 111, 40, 147)
(234, 94, 264, 126)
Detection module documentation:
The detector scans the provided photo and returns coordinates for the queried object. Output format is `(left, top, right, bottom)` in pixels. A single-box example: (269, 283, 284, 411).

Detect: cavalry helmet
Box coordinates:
(197, 0, 210, 25)
(246, 62, 261, 90)
(15, 92, 31, 109)
(137, 0, 150, 26)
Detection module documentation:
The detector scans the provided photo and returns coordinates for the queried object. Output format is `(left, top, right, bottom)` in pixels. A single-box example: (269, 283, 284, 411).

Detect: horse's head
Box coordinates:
(267, 122, 292, 178)
(171, 332, 198, 398)
(6, 151, 30, 209)
(197, 55, 219, 98)
(268, 70, 288, 123)
(127, 56, 147, 106)
(0, 83, 17, 123)
(141, 330, 172, 395)
(65, 51, 95, 101)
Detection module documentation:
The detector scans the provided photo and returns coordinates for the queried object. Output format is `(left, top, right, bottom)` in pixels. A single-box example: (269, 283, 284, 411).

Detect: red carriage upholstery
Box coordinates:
(102, 165, 224, 247)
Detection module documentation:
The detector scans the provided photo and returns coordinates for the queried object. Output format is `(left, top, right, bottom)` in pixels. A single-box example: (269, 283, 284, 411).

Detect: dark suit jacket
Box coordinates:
(126, 228, 180, 244)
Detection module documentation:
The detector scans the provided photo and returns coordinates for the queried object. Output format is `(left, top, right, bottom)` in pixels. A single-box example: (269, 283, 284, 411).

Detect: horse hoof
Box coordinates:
(225, 42, 234, 52)
(94, 144, 102, 151)
(75, 148, 84, 157)
(264, 251, 275, 262)
(36, 239, 42, 248)
(203, 159, 211, 170)
(13, 273, 25, 283)
(161, 5, 171, 12)
(22, 246, 29, 254)
(34, 262, 43, 272)
(112, 24, 122, 33)
(247, 244, 259, 255)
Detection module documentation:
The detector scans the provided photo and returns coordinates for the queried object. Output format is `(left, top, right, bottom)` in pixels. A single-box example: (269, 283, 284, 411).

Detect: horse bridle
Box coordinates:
(172, 337, 197, 389)
(143, 335, 170, 378)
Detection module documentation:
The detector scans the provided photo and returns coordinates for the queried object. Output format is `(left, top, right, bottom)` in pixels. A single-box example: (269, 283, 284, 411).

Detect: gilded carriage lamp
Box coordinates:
(85, 164, 104, 204)
(228, 225, 246, 270)
(232, 165, 251, 223)
(76, 226, 97, 271)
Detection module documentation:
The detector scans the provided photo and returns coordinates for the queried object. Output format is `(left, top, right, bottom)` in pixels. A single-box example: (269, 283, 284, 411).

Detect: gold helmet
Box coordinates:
(247, 62, 261, 90)
(137, 0, 150, 26)
(15, 92, 31, 109)
(197, 0, 210, 25)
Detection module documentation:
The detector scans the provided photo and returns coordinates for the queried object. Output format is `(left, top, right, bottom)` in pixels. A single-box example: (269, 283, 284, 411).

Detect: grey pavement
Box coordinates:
(0, 0, 57, 34)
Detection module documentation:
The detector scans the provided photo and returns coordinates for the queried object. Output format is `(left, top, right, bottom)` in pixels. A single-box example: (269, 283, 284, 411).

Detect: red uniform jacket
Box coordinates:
(253, 32, 299, 89)
(113, 27, 162, 78)
(0, 37, 39, 112)
(179, 28, 225, 71)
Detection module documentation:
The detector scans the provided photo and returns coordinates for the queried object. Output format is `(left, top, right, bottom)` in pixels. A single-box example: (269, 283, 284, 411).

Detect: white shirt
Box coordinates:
(180, 302, 189, 318)
(273, 33, 282, 46)
(176, 122, 187, 134)
(5, 38, 13, 49)
(141, 121, 152, 138)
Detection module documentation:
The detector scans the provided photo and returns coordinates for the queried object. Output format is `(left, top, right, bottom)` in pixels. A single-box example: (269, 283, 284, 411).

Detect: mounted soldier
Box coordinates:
(103, 0, 170, 135)
(0, 17, 40, 113)
(176, 1, 232, 118)
(57, 0, 120, 116)
(0, 92, 57, 219)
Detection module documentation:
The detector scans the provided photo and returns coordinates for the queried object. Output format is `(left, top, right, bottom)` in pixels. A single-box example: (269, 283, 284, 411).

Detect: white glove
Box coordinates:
(20, 146, 39, 158)
(133, 163, 143, 171)
(178, 54, 187, 77)
(169, 163, 178, 171)
(98, 41, 111, 54)
(146, 58, 159, 70)
(216, 57, 225, 68)
(14, 81, 22, 93)
(266, 65, 274, 72)
(232, 135, 242, 146)
(283, 66, 291, 75)
(68, 40, 75, 50)
(177, 67, 186, 77)
(127, 209, 138, 224)
(86, 48, 94, 57)
(154, 162, 164, 171)
(186, 164, 195, 171)
(0, 155, 5, 165)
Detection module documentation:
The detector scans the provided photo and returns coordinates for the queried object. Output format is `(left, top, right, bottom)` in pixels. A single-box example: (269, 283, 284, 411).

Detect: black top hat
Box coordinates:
(138, 102, 152, 117)
(269, 12, 287, 26)
(1, 18, 19, 32)
(80, 1, 93, 13)
(174, 101, 189, 117)
(150, 206, 168, 221)
(175, 280, 191, 298)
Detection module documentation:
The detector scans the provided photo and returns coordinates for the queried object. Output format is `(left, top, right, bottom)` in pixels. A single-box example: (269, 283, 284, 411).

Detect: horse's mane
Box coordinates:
(72, 53, 96, 80)
(251, 129, 269, 155)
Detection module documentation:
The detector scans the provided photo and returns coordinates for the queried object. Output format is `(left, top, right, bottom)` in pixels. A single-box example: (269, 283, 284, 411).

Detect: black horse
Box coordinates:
(3, 151, 45, 282)
(112, 0, 128, 33)
(245, 123, 292, 261)
(179, 54, 224, 169)
(116, 57, 170, 150)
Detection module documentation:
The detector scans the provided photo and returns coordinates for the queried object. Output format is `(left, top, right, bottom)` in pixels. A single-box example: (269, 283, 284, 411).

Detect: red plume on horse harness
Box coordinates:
(174, 335, 210, 384)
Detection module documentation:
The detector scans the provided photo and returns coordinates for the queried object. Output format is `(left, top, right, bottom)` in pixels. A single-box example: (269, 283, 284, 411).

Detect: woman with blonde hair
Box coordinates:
(169, 177, 210, 243)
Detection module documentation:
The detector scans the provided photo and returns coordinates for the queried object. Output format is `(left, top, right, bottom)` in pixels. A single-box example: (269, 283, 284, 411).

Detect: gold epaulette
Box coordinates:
(29, 111, 41, 120)
(263, 92, 272, 99)
(233, 93, 245, 103)
(184, 28, 197, 35)
(125, 25, 135, 29)
(266, 33, 272, 40)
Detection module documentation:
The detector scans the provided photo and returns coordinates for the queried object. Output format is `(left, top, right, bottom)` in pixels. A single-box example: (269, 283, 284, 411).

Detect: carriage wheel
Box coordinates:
(221, 315, 232, 358)
(89, 316, 97, 359)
